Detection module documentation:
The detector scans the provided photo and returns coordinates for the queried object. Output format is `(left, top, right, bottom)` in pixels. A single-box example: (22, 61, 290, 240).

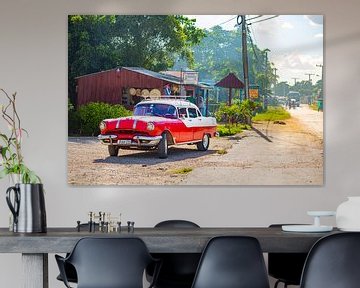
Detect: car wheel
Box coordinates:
(158, 133, 168, 159)
(108, 145, 119, 157)
(197, 134, 210, 151)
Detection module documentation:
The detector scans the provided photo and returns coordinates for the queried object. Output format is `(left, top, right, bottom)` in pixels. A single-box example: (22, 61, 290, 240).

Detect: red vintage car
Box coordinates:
(98, 98, 218, 158)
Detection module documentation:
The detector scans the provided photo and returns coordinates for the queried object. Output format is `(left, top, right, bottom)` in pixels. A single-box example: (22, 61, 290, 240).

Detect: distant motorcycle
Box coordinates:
(289, 98, 297, 109)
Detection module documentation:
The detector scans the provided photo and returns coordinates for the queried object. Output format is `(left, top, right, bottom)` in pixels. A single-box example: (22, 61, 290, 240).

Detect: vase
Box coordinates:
(6, 183, 47, 233)
(336, 197, 360, 231)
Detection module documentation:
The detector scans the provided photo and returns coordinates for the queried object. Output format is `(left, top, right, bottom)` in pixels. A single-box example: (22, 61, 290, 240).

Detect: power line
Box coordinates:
(207, 15, 275, 30)
(212, 16, 238, 27)
(248, 15, 279, 25)
(247, 27, 260, 67)
(249, 24, 258, 47)
(247, 15, 263, 21)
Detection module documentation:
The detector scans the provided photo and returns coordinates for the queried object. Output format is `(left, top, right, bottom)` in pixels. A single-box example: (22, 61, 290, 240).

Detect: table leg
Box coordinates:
(22, 253, 48, 288)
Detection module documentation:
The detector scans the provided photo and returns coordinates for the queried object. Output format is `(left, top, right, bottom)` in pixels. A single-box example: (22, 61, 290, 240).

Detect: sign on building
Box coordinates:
(249, 86, 259, 100)
(182, 71, 198, 85)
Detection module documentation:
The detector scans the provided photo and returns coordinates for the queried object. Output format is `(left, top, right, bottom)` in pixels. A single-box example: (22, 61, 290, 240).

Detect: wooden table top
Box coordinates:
(0, 227, 340, 253)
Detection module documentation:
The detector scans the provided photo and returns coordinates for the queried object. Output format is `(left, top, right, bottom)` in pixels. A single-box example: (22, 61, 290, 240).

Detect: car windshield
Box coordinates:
(133, 103, 177, 119)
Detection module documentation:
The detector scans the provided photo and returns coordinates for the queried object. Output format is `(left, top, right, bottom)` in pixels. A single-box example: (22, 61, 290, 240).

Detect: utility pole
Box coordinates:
(238, 15, 249, 100)
(273, 67, 278, 95)
(316, 64, 324, 99)
(263, 49, 269, 109)
(305, 73, 315, 83)
(292, 77, 299, 86)
(316, 64, 323, 81)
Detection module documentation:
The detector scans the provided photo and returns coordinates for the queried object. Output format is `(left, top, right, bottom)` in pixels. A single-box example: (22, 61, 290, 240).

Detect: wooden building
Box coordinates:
(76, 67, 187, 108)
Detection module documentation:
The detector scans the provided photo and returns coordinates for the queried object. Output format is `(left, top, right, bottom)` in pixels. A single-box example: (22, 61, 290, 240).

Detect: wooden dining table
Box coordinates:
(0, 226, 339, 288)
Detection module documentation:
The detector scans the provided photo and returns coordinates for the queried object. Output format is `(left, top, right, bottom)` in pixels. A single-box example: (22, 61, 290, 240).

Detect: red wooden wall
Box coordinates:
(76, 68, 168, 107)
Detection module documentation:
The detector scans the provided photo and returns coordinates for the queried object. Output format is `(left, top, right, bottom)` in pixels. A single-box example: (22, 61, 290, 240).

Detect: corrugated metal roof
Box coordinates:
(122, 67, 181, 84)
(76, 67, 182, 84)
(75, 68, 119, 79)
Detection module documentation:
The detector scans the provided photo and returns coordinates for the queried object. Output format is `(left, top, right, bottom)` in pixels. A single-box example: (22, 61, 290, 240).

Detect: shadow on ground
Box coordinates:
(93, 147, 217, 166)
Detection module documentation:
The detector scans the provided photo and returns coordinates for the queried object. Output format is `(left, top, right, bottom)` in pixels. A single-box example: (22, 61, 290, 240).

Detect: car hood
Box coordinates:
(102, 115, 173, 133)
(106, 115, 170, 123)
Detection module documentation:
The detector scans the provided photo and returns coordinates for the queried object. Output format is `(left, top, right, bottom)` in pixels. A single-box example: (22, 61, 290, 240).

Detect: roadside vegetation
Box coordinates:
(215, 99, 260, 136)
(216, 148, 228, 155)
(217, 124, 248, 137)
(252, 106, 290, 121)
(170, 167, 193, 174)
(68, 101, 131, 136)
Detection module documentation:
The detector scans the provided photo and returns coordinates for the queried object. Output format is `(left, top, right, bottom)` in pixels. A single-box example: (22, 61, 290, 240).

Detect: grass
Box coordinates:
(170, 167, 193, 174)
(252, 106, 291, 121)
(217, 124, 248, 137)
(217, 148, 228, 155)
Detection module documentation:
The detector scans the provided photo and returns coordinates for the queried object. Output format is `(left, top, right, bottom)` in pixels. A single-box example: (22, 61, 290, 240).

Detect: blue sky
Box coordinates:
(186, 15, 323, 84)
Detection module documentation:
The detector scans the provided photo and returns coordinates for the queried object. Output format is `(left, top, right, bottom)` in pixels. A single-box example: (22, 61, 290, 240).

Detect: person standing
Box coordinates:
(198, 95, 205, 115)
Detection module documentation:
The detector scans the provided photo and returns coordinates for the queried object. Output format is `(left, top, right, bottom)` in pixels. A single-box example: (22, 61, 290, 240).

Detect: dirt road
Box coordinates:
(68, 106, 323, 185)
(185, 105, 323, 185)
(289, 104, 323, 138)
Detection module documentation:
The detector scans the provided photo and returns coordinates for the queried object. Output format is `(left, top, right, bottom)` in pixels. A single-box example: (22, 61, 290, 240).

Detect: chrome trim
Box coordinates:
(116, 119, 121, 129)
(133, 135, 163, 146)
(174, 139, 202, 145)
(133, 135, 162, 142)
(98, 134, 163, 147)
(133, 119, 138, 129)
(98, 134, 117, 140)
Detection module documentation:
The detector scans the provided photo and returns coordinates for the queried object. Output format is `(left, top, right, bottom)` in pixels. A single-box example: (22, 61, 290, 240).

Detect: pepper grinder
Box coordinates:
(88, 212, 93, 232)
(77, 221, 81, 232)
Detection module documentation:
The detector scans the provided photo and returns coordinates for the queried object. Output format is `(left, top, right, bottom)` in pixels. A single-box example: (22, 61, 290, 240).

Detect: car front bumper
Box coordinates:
(98, 134, 163, 147)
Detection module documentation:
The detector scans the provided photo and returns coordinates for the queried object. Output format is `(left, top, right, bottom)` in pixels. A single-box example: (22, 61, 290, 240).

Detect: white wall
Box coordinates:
(0, 0, 359, 287)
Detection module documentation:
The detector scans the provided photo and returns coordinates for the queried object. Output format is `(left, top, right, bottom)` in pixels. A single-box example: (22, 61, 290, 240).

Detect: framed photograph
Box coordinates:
(67, 15, 323, 185)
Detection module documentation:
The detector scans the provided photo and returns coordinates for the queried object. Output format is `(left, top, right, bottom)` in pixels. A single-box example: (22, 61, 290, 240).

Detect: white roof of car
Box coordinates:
(137, 98, 198, 109)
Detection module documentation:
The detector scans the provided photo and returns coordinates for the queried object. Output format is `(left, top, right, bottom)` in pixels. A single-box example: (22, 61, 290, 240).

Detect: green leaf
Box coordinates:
(0, 133, 9, 141)
(0, 168, 9, 179)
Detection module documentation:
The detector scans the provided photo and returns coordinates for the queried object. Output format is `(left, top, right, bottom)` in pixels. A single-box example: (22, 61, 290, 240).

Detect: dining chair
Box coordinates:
(300, 232, 360, 288)
(268, 224, 308, 288)
(56, 223, 99, 284)
(191, 236, 270, 288)
(55, 237, 160, 288)
(147, 220, 201, 288)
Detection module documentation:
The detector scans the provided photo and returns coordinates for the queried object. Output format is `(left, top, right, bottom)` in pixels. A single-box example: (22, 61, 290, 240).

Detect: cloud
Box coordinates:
(305, 15, 323, 26)
(271, 51, 323, 81)
(281, 22, 294, 29)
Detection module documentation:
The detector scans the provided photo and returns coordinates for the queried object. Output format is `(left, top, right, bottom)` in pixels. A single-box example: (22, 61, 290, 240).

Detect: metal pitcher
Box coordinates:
(6, 183, 47, 233)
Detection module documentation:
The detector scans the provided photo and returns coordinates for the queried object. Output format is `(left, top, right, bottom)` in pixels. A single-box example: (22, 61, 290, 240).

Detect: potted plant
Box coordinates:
(0, 88, 46, 233)
(0, 89, 41, 183)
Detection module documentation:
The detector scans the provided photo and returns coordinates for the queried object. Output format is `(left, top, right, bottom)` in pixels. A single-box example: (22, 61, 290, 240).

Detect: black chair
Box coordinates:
(191, 236, 270, 288)
(300, 232, 360, 288)
(147, 220, 201, 288)
(55, 237, 160, 288)
(268, 224, 308, 288)
(56, 223, 99, 284)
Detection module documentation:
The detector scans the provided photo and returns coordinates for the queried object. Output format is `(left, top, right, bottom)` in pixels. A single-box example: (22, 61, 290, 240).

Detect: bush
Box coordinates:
(217, 124, 248, 137)
(68, 99, 81, 135)
(215, 100, 261, 124)
(77, 102, 132, 136)
(252, 106, 290, 121)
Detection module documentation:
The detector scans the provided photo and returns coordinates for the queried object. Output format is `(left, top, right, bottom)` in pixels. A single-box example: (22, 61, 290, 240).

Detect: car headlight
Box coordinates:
(147, 122, 155, 131)
(99, 121, 106, 131)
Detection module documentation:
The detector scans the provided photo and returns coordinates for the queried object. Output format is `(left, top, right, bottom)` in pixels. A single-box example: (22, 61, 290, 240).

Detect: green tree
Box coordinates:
(68, 15, 205, 104)
(68, 15, 118, 104)
(112, 15, 205, 71)
(175, 25, 276, 102)
(275, 81, 290, 96)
